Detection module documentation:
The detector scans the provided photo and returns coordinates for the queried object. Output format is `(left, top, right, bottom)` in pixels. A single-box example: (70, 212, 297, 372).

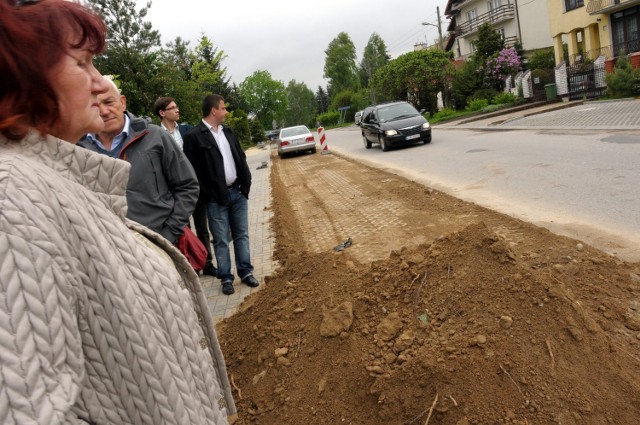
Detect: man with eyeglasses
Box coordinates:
(154, 96, 217, 277)
(154, 97, 192, 150)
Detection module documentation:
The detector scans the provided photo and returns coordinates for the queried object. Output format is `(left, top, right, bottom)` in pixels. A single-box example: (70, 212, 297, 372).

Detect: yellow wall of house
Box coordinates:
(547, 1, 610, 64)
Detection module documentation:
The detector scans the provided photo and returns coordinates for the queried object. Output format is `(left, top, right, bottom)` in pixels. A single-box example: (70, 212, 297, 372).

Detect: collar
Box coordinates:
(86, 114, 131, 150)
(202, 119, 223, 133)
(161, 120, 178, 133)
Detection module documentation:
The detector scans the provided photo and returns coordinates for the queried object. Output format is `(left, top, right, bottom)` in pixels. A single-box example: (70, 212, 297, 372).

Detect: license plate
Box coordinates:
(293, 138, 304, 145)
(406, 134, 420, 140)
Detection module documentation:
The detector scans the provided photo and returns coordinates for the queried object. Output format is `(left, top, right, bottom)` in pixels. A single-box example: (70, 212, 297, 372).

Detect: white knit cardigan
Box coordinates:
(0, 133, 236, 424)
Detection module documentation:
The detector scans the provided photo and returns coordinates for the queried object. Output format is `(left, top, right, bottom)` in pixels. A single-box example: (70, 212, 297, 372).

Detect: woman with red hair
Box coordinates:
(0, 1, 235, 423)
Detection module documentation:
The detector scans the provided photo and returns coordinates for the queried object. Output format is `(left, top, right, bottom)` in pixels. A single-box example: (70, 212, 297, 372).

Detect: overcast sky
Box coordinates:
(139, 0, 450, 91)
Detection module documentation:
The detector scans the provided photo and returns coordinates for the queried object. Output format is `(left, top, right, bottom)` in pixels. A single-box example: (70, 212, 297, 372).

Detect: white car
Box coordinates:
(277, 125, 317, 158)
(355, 110, 363, 126)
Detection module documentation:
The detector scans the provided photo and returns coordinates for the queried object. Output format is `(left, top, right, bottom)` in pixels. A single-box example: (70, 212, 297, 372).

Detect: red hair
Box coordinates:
(0, 0, 107, 140)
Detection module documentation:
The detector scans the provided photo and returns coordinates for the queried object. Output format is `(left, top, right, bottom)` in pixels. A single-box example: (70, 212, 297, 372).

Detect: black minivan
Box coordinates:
(361, 101, 431, 152)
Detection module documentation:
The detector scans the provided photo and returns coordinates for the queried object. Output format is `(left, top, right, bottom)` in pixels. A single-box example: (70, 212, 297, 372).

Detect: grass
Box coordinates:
(426, 109, 477, 125)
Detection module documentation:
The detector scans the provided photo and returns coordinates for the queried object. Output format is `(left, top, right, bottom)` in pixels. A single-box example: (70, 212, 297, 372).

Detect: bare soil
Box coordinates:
(218, 148, 640, 425)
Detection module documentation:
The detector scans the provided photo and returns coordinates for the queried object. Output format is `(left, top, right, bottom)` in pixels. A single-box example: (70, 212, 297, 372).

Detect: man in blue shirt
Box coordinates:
(79, 77, 198, 245)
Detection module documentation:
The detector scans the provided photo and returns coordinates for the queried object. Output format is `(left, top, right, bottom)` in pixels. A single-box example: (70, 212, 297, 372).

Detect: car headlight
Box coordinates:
(422, 122, 431, 129)
(384, 129, 398, 136)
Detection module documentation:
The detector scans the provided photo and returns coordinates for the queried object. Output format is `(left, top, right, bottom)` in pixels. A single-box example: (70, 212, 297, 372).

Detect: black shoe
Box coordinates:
(221, 281, 235, 295)
(202, 263, 217, 276)
(241, 275, 260, 288)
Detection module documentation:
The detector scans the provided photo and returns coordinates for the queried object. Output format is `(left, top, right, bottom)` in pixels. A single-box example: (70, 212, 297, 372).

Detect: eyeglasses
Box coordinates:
(163, 106, 179, 111)
(15, 0, 39, 7)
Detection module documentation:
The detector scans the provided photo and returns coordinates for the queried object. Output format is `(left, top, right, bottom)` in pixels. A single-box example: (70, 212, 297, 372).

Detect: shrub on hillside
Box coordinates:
(316, 111, 340, 127)
(431, 108, 457, 120)
(606, 54, 640, 97)
(492, 92, 516, 105)
(465, 98, 489, 112)
(469, 88, 499, 103)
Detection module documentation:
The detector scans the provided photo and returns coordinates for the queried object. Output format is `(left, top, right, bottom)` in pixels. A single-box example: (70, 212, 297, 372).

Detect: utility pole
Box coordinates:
(422, 7, 444, 50)
(437, 6, 444, 51)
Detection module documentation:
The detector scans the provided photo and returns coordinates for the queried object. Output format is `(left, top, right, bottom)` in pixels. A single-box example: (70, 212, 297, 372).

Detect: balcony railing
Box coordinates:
(586, 0, 640, 14)
(564, 39, 640, 64)
(454, 36, 519, 61)
(455, 4, 515, 36)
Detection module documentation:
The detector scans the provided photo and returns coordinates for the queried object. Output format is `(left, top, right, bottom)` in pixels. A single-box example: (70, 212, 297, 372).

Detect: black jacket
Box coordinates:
(183, 122, 251, 205)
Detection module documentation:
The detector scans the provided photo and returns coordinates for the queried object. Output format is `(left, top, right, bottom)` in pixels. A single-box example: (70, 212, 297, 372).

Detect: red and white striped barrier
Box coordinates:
(317, 127, 330, 155)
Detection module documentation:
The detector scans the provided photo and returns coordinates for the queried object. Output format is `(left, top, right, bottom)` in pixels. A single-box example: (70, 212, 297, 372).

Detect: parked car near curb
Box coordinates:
(361, 101, 431, 152)
(277, 125, 317, 158)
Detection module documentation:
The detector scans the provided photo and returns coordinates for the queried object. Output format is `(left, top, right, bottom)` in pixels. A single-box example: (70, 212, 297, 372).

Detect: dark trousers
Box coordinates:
(193, 198, 213, 266)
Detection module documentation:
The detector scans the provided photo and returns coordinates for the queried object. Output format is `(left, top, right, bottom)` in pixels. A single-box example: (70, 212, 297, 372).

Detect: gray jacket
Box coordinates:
(0, 132, 235, 424)
(79, 112, 198, 243)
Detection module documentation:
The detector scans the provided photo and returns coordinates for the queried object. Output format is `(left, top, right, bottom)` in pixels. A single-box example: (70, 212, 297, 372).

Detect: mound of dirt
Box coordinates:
(218, 152, 640, 424)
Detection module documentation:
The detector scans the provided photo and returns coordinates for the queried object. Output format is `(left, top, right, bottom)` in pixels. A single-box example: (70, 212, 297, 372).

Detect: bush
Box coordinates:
(316, 111, 340, 127)
(450, 57, 484, 109)
(492, 92, 516, 105)
(606, 54, 640, 98)
(469, 88, 499, 102)
(465, 98, 489, 112)
(527, 48, 556, 70)
(431, 107, 457, 120)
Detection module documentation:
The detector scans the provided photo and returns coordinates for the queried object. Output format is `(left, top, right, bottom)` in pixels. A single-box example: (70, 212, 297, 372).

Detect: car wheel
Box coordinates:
(362, 133, 372, 149)
(278, 151, 283, 158)
(311, 146, 317, 154)
(424, 137, 432, 144)
(379, 134, 389, 152)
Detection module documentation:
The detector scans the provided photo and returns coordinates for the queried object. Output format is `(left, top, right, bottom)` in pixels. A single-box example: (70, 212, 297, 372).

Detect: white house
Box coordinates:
(445, 0, 554, 60)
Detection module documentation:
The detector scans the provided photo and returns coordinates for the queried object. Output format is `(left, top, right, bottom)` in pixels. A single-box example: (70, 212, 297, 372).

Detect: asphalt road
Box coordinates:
(324, 125, 640, 262)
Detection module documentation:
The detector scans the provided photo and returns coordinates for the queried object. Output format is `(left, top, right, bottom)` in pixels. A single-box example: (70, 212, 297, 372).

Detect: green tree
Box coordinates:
(450, 56, 484, 109)
(527, 48, 556, 70)
(315, 86, 329, 114)
(323, 32, 359, 97)
(225, 109, 252, 148)
(284, 80, 316, 127)
(370, 49, 453, 115)
(155, 37, 201, 124)
(240, 70, 287, 130)
(192, 35, 230, 96)
(249, 118, 265, 144)
(351, 88, 372, 110)
(330, 90, 355, 122)
(89, 0, 162, 117)
(359, 33, 390, 90)
(473, 23, 504, 60)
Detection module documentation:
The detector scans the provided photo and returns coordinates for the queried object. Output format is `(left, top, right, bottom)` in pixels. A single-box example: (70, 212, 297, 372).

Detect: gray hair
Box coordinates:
(103, 75, 121, 94)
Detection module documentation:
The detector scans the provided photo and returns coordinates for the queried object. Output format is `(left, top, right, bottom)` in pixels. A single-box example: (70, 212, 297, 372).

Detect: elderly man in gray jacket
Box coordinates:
(79, 77, 198, 244)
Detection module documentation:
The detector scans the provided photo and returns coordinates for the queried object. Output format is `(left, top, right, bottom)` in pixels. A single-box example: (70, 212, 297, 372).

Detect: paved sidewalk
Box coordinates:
(198, 145, 278, 323)
(437, 98, 640, 131)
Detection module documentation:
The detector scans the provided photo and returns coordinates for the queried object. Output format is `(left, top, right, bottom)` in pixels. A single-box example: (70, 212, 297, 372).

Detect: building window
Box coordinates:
(467, 9, 478, 31)
(611, 7, 640, 56)
(497, 28, 506, 40)
(564, 0, 584, 12)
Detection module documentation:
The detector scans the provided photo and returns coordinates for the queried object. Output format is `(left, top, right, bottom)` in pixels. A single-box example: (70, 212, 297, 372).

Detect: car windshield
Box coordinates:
(378, 103, 419, 122)
(280, 126, 309, 138)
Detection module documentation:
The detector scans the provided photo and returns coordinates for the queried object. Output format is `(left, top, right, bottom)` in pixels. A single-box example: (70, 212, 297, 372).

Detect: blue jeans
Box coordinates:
(206, 187, 253, 282)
